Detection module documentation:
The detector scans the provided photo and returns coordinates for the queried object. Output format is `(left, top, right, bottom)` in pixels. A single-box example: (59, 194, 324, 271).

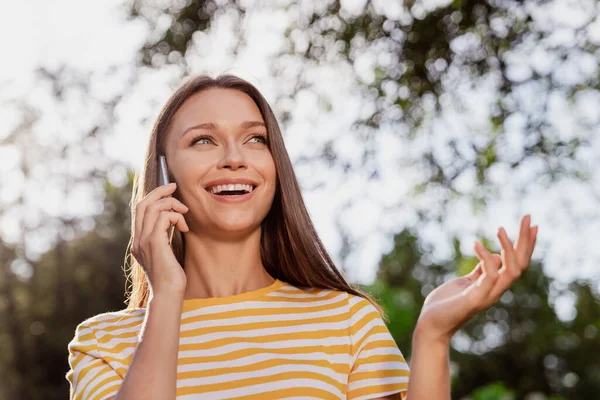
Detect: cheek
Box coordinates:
(172, 155, 214, 201)
(249, 153, 276, 208)
(176, 153, 215, 181)
(255, 153, 277, 184)
(263, 158, 277, 207)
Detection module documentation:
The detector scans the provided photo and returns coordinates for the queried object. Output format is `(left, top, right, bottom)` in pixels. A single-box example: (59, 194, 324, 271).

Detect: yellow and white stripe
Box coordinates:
(67, 280, 409, 399)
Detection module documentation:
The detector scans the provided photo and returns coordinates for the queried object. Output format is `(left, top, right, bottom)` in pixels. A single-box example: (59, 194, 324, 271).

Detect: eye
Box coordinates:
(248, 134, 267, 144)
(189, 134, 215, 146)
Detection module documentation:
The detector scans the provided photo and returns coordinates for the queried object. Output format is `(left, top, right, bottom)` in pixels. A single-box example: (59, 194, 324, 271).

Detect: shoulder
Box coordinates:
(272, 283, 381, 322)
(347, 294, 383, 320)
(343, 294, 389, 339)
(272, 282, 353, 306)
(70, 308, 146, 343)
(346, 293, 380, 313)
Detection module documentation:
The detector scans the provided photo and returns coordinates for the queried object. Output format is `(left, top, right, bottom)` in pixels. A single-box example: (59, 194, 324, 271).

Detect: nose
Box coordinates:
(217, 140, 247, 171)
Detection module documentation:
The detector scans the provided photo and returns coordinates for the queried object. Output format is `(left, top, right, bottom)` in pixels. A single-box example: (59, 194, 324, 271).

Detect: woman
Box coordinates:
(66, 74, 538, 400)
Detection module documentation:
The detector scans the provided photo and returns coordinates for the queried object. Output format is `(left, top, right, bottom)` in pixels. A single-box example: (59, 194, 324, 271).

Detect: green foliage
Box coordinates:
(128, 0, 245, 68)
(364, 280, 418, 340)
(457, 255, 479, 277)
(2, 165, 598, 399)
(371, 227, 600, 398)
(0, 176, 134, 399)
(2, 1, 598, 399)
(471, 382, 515, 400)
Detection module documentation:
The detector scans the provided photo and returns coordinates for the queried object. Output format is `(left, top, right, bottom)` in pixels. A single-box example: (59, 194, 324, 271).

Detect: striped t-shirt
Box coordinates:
(66, 279, 410, 399)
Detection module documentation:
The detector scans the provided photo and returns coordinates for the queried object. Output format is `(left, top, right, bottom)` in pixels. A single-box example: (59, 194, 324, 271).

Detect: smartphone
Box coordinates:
(158, 155, 170, 187)
(158, 155, 176, 245)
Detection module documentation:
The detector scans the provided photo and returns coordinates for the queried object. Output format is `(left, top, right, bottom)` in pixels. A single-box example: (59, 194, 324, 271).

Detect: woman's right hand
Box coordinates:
(131, 182, 190, 296)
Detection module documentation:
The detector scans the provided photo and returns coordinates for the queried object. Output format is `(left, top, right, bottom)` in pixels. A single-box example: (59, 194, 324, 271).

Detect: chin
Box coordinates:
(212, 214, 263, 234)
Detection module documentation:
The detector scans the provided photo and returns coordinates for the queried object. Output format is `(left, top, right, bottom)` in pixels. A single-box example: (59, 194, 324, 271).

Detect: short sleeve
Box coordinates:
(347, 296, 410, 400)
(66, 321, 123, 400)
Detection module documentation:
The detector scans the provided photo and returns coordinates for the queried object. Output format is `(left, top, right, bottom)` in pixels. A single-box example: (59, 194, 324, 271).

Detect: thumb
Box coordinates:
(470, 242, 501, 302)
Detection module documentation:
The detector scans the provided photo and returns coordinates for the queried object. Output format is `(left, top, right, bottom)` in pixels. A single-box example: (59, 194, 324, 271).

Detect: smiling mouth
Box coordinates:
(206, 184, 257, 196)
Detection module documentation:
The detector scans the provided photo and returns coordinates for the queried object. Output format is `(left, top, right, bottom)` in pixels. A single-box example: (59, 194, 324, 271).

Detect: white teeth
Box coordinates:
(208, 184, 255, 194)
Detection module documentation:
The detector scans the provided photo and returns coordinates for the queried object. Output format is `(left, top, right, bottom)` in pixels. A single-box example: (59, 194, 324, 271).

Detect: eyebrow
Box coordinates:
(179, 121, 266, 139)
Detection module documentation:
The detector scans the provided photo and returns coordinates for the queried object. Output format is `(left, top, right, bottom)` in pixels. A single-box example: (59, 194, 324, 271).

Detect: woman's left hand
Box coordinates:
(415, 214, 538, 345)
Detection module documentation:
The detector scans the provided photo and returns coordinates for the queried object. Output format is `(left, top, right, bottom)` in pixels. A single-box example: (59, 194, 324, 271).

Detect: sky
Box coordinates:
(0, 0, 599, 320)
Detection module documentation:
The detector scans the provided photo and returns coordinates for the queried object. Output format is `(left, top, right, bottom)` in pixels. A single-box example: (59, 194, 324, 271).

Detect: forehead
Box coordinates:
(172, 88, 263, 132)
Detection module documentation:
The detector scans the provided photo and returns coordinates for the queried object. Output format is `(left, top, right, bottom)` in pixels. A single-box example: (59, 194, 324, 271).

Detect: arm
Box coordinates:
(112, 180, 190, 399)
(390, 215, 537, 400)
(404, 327, 450, 400)
(113, 292, 184, 400)
(65, 182, 190, 399)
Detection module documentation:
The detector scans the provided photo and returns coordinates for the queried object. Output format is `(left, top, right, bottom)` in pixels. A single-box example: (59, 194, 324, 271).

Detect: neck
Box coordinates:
(181, 227, 275, 300)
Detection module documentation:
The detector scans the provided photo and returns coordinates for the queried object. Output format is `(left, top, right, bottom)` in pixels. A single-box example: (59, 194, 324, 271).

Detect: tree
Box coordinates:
(364, 228, 599, 398)
(2, 0, 597, 397)
(124, 0, 600, 284)
(0, 68, 133, 398)
(126, 0, 599, 193)
(0, 174, 134, 400)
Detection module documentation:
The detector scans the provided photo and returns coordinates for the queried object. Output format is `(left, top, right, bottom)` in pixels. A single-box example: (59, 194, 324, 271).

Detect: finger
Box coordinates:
(134, 183, 177, 246)
(154, 181, 177, 193)
(515, 215, 531, 268)
(498, 227, 522, 275)
(473, 241, 499, 295)
(466, 258, 499, 310)
(175, 212, 190, 233)
(156, 197, 189, 214)
(152, 211, 190, 240)
(142, 203, 186, 242)
(135, 183, 178, 243)
(144, 197, 188, 233)
(489, 229, 524, 302)
(527, 225, 538, 261)
(474, 241, 500, 276)
(465, 262, 483, 281)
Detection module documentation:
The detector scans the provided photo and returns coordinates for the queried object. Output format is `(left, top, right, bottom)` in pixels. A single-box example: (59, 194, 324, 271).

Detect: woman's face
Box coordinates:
(165, 88, 277, 237)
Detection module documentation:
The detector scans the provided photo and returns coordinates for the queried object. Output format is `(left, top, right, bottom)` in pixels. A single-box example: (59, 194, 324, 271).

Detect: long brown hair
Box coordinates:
(124, 74, 385, 318)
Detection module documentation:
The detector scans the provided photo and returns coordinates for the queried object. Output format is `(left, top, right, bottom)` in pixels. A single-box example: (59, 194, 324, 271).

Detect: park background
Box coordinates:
(1, 0, 599, 398)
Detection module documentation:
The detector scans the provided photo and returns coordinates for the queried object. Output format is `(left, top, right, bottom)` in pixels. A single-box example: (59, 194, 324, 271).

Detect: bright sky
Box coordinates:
(1, 0, 599, 321)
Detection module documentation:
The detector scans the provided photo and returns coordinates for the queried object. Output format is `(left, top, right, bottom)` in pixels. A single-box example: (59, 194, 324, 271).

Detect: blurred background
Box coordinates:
(1, 0, 599, 398)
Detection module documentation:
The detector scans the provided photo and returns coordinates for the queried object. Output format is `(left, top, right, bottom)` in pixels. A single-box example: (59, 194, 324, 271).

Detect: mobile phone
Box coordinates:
(158, 155, 176, 245)
(158, 155, 170, 187)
